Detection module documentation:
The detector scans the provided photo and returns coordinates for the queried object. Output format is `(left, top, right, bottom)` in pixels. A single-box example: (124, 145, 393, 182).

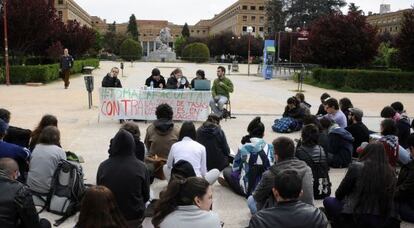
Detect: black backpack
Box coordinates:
(303, 146, 331, 199)
(244, 149, 271, 196)
(47, 159, 86, 226)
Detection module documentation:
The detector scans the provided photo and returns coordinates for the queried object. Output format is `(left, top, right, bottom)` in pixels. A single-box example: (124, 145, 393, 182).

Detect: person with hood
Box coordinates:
(144, 104, 179, 179)
(0, 108, 31, 148)
(219, 117, 275, 197)
(145, 68, 166, 89)
(196, 114, 230, 171)
(121, 122, 145, 161)
(322, 117, 354, 168)
(97, 129, 150, 228)
(250, 137, 313, 214)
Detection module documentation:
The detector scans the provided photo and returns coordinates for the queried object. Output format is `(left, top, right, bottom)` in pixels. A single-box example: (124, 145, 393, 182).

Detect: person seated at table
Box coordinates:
(166, 68, 189, 89)
(210, 66, 234, 118)
(191, 69, 207, 88)
(145, 68, 166, 89)
(102, 67, 122, 88)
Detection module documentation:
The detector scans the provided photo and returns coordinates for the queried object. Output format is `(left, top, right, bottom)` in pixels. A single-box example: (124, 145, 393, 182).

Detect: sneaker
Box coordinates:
(218, 177, 229, 188)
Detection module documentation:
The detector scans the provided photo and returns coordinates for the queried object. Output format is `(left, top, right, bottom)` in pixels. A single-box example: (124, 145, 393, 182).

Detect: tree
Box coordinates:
(119, 38, 142, 61)
(182, 42, 210, 63)
(373, 42, 398, 68)
(0, 0, 62, 57)
(395, 8, 414, 70)
(127, 14, 139, 41)
(182, 23, 190, 38)
(265, 0, 286, 38)
(307, 9, 378, 68)
(174, 36, 187, 57)
(103, 21, 117, 53)
(59, 20, 96, 57)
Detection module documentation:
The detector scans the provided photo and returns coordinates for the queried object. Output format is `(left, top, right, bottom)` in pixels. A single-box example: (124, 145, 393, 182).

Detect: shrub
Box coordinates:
(182, 42, 210, 63)
(1, 59, 100, 84)
(311, 68, 414, 91)
(119, 38, 142, 61)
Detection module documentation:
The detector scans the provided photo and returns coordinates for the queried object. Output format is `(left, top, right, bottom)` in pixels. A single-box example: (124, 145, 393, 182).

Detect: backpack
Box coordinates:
(272, 117, 302, 133)
(239, 149, 271, 196)
(47, 159, 86, 226)
(303, 146, 331, 199)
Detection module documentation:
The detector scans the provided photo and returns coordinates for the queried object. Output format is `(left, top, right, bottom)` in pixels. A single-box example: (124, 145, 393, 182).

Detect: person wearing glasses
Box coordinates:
(102, 67, 122, 88)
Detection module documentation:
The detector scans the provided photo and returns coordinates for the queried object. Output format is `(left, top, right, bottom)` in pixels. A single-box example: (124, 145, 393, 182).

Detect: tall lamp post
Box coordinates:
(0, 0, 10, 85)
(246, 26, 253, 76)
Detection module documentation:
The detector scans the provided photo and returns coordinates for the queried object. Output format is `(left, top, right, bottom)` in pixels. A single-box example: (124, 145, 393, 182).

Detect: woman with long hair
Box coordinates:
(164, 121, 219, 184)
(76, 185, 128, 228)
(323, 142, 399, 228)
(29, 114, 58, 151)
(27, 126, 66, 195)
(152, 177, 221, 228)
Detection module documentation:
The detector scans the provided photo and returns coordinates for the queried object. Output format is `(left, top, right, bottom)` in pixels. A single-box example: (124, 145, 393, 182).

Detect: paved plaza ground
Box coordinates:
(1, 61, 413, 227)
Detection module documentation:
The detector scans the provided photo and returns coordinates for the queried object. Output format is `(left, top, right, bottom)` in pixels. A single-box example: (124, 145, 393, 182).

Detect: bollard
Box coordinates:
(84, 76, 94, 109)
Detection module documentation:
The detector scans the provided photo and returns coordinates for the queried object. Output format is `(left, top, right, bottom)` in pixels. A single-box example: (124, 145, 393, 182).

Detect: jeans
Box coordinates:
(210, 96, 228, 117)
(247, 195, 258, 214)
(400, 200, 414, 223)
(222, 167, 245, 196)
(399, 146, 412, 165)
(163, 165, 220, 185)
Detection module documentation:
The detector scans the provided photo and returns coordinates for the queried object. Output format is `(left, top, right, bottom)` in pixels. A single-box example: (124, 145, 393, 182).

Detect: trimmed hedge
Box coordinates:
(182, 42, 210, 63)
(1, 59, 100, 84)
(312, 68, 414, 91)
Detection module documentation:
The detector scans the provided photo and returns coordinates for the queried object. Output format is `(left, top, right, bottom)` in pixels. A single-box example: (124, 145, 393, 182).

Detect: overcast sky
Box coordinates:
(77, 0, 413, 25)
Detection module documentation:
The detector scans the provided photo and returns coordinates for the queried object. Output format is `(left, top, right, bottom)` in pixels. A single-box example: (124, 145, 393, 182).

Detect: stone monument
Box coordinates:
(147, 27, 177, 62)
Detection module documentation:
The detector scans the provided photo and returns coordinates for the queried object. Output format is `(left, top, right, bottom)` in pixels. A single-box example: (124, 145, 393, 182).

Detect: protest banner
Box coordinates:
(99, 88, 211, 121)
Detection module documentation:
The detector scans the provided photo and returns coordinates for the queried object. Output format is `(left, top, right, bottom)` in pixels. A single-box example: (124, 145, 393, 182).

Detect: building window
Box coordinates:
(252, 27, 256, 32)
(260, 16, 264, 22)
(58, 11, 63, 20)
(242, 5, 248, 10)
(58, 0, 63, 4)
(251, 16, 256, 21)
(242, 26, 247, 32)
(259, 27, 264, 32)
(259, 6, 264, 10)
(197, 30, 200, 33)
(243, 16, 247, 21)
(251, 6, 256, 10)
(390, 27, 393, 32)
(191, 30, 194, 32)
(203, 30, 206, 33)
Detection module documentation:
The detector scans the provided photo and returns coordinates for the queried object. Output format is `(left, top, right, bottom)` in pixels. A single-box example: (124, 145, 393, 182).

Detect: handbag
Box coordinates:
(304, 146, 331, 199)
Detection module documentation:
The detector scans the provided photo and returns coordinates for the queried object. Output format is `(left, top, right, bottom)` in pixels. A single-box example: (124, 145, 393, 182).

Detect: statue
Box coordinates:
(155, 27, 172, 51)
(147, 27, 176, 62)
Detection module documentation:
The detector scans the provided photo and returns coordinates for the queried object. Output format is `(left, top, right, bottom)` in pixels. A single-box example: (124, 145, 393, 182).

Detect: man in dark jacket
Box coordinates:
(250, 137, 313, 213)
(145, 68, 166, 89)
(196, 114, 230, 171)
(60, 48, 74, 89)
(396, 133, 414, 223)
(249, 170, 327, 228)
(0, 158, 51, 228)
(325, 120, 354, 168)
(345, 108, 369, 158)
(102, 67, 122, 88)
(97, 129, 150, 227)
(0, 108, 31, 148)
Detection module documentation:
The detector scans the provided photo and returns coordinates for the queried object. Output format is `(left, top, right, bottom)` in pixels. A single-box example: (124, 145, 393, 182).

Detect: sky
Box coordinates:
(77, 0, 413, 25)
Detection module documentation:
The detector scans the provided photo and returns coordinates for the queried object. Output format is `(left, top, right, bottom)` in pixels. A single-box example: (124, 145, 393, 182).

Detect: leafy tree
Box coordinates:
(174, 36, 187, 57)
(0, 0, 62, 57)
(103, 21, 117, 53)
(119, 38, 142, 61)
(59, 20, 96, 57)
(307, 8, 378, 68)
(373, 42, 399, 67)
(265, 0, 286, 38)
(46, 41, 64, 62)
(127, 14, 139, 41)
(182, 42, 209, 63)
(395, 8, 414, 70)
(182, 23, 190, 38)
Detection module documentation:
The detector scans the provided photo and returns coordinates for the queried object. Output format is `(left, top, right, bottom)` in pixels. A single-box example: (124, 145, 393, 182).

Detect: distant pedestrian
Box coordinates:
(60, 48, 74, 89)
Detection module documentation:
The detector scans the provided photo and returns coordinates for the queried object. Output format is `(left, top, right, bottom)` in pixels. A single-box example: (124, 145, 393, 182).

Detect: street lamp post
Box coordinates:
(246, 26, 253, 76)
(0, 0, 10, 85)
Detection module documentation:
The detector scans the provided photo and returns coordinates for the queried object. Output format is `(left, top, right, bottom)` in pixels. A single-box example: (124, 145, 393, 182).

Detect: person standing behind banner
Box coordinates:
(102, 67, 122, 88)
(60, 48, 74, 89)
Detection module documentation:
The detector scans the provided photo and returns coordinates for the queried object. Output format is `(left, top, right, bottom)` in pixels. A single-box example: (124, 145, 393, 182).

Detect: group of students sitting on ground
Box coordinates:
(1, 92, 414, 228)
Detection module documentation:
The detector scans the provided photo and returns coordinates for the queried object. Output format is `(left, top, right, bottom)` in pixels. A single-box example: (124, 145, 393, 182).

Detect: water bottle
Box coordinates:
(150, 81, 154, 89)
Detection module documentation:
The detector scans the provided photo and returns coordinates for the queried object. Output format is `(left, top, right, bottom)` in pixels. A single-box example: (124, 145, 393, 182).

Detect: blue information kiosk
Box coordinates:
(261, 40, 276, 80)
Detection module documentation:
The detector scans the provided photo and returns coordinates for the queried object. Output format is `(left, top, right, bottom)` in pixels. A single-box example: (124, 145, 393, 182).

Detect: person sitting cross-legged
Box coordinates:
(219, 117, 274, 197)
(248, 137, 314, 214)
(164, 121, 220, 185)
(249, 170, 328, 228)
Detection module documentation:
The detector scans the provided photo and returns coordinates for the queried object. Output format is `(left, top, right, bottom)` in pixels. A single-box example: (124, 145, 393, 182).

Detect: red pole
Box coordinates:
(3, 0, 10, 85)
